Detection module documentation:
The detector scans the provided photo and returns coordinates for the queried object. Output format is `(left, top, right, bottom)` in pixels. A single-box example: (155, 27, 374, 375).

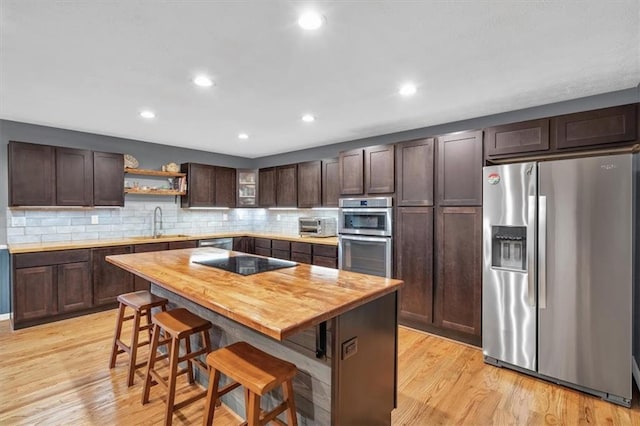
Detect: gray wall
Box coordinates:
(0, 119, 254, 245)
(254, 87, 640, 168)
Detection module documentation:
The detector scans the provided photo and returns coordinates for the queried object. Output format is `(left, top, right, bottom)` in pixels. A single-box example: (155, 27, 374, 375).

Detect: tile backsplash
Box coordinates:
(6, 201, 338, 244)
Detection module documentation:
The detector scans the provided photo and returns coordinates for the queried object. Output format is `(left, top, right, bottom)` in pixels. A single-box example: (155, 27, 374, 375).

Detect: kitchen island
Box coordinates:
(106, 247, 403, 425)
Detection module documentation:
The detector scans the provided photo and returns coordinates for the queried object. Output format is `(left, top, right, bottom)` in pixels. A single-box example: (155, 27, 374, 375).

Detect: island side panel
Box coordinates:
(332, 291, 398, 425)
(151, 284, 332, 425)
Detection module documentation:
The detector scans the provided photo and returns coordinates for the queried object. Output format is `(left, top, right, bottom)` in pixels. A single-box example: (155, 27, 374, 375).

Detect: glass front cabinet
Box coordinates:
(237, 169, 258, 207)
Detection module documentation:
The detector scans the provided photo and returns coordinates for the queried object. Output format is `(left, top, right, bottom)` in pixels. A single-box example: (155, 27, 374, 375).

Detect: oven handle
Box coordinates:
(339, 235, 391, 243)
(339, 208, 392, 214)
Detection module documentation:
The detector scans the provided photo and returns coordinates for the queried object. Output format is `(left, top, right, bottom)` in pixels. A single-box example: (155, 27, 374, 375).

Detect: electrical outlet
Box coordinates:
(277, 214, 281, 221)
(91, 215, 99, 224)
(11, 217, 26, 227)
(222, 213, 228, 221)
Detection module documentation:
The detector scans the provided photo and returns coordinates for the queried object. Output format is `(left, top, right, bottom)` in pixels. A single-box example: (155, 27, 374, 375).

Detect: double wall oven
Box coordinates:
(338, 197, 393, 278)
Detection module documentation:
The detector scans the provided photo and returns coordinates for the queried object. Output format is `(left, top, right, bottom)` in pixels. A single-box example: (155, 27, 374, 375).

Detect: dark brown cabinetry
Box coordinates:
(233, 237, 255, 253)
(8, 141, 55, 206)
(214, 166, 236, 207)
(322, 158, 340, 207)
(181, 163, 215, 207)
(181, 163, 236, 208)
(168, 240, 198, 250)
(434, 207, 482, 344)
(276, 164, 298, 207)
(312, 244, 338, 268)
(291, 242, 312, 264)
(92, 246, 133, 306)
(56, 147, 93, 206)
(9, 141, 125, 207)
(436, 131, 483, 206)
(396, 138, 434, 206)
(297, 161, 321, 208)
(339, 144, 395, 196)
(339, 149, 364, 195)
(57, 261, 92, 313)
(254, 238, 272, 257)
(396, 207, 434, 328)
(365, 144, 395, 194)
(258, 168, 276, 207)
(93, 151, 125, 206)
(553, 104, 638, 150)
(13, 266, 56, 323)
(485, 119, 550, 158)
(271, 240, 291, 260)
(12, 249, 91, 328)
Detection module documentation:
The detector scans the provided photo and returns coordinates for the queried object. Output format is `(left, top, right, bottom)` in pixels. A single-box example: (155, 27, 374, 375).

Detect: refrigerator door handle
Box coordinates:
(539, 195, 547, 309)
(527, 195, 536, 307)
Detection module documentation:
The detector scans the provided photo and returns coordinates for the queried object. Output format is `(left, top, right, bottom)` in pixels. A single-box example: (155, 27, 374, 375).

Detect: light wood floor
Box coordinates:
(1, 311, 639, 425)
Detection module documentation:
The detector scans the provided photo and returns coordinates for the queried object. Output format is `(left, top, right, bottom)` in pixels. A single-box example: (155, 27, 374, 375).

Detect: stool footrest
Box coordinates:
(261, 400, 289, 425)
(172, 389, 207, 411)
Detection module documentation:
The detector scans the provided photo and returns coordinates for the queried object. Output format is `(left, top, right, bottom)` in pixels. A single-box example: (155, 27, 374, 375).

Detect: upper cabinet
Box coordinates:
(297, 160, 321, 208)
(485, 119, 550, 158)
(339, 144, 395, 196)
(56, 148, 93, 206)
(94, 152, 124, 206)
(436, 130, 483, 206)
(258, 167, 277, 207)
(8, 141, 123, 207)
(365, 144, 395, 194)
(237, 170, 258, 207)
(396, 138, 434, 206)
(9, 141, 55, 206)
(276, 164, 298, 207)
(339, 148, 364, 195)
(553, 104, 638, 150)
(181, 163, 236, 208)
(322, 158, 339, 207)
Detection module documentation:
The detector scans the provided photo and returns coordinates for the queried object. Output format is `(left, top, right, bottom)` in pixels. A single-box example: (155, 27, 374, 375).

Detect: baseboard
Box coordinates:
(0, 313, 10, 321)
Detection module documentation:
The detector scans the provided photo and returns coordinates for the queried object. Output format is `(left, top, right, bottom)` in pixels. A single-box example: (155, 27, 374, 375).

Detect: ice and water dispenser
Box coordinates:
(491, 226, 527, 271)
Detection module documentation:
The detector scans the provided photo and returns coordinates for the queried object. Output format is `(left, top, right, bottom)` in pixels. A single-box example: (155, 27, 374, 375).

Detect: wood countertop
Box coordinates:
(106, 247, 402, 341)
(8, 233, 338, 254)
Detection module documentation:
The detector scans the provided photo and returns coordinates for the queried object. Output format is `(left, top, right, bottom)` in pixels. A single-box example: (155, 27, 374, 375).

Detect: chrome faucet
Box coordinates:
(153, 206, 163, 238)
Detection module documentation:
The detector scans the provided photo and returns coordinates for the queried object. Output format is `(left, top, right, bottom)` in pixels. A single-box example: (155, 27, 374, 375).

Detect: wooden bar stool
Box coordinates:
(203, 341, 298, 426)
(142, 308, 212, 426)
(109, 290, 169, 386)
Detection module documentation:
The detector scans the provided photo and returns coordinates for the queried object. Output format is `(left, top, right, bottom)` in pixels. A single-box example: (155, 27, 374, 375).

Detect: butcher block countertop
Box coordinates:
(8, 233, 338, 254)
(106, 247, 402, 341)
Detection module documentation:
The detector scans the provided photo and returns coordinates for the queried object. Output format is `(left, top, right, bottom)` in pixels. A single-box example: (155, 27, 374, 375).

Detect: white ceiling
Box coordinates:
(1, 1, 639, 158)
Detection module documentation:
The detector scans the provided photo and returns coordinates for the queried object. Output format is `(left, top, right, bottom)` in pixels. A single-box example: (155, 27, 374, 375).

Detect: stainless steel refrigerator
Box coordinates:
(482, 153, 638, 407)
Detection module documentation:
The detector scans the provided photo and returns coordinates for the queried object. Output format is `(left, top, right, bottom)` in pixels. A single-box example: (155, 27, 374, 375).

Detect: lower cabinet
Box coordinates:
(434, 207, 482, 344)
(13, 249, 91, 327)
(396, 207, 434, 328)
(92, 246, 134, 306)
(312, 244, 338, 268)
(395, 206, 482, 346)
(233, 237, 255, 254)
(271, 240, 291, 260)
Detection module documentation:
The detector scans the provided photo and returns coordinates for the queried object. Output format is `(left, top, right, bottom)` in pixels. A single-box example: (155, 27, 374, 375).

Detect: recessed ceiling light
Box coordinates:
(301, 114, 315, 123)
(139, 110, 156, 119)
(298, 11, 324, 30)
(193, 75, 213, 87)
(399, 83, 417, 97)
(238, 133, 249, 140)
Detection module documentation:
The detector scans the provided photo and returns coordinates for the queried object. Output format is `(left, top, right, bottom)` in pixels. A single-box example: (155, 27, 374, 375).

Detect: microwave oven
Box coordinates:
(299, 217, 337, 237)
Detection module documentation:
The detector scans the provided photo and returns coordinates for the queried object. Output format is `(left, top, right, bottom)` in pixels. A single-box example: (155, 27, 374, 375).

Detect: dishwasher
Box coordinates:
(197, 238, 233, 250)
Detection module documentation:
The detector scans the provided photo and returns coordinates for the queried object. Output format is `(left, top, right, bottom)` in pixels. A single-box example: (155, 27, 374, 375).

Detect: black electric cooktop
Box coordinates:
(193, 255, 297, 276)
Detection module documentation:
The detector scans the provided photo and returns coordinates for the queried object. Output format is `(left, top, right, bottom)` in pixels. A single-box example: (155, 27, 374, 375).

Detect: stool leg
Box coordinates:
(283, 380, 298, 426)
(127, 308, 142, 387)
(145, 307, 153, 341)
(244, 387, 251, 421)
(164, 336, 181, 426)
(247, 391, 261, 426)
(202, 369, 221, 426)
(185, 336, 195, 384)
(142, 323, 161, 405)
(109, 303, 126, 369)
